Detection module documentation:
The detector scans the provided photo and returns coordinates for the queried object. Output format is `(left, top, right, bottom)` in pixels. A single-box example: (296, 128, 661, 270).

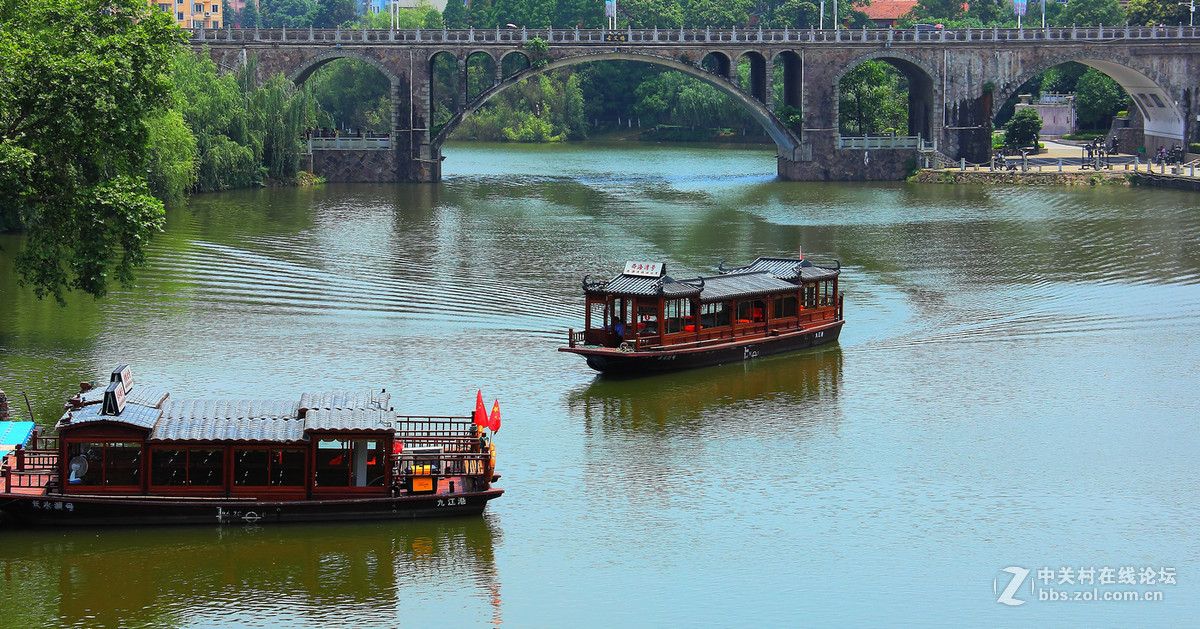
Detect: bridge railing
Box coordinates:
(838, 135, 925, 150)
(190, 25, 1200, 45)
(306, 136, 392, 150)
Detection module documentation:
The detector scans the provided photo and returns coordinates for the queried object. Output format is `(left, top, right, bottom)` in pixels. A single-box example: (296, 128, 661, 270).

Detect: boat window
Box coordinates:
(234, 449, 269, 486)
(188, 448, 224, 486)
(699, 302, 730, 328)
(151, 448, 188, 486)
(802, 283, 818, 309)
(316, 439, 351, 487)
(233, 448, 306, 487)
(66, 441, 142, 487)
(636, 305, 658, 335)
(774, 295, 798, 318)
(588, 302, 605, 330)
(663, 299, 692, 334)
(736, 300, 764, 323)
(148, 448, 228, 488)
(105, 442, 141, 486)
(316, 439, 385, 488)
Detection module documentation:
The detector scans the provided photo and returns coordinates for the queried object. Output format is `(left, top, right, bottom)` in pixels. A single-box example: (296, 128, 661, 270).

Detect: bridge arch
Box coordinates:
(833, 50, 939, 140)
(286, 49, 402, 87)
(430, 50, 801, 157)
(994, 52, 1186, 143)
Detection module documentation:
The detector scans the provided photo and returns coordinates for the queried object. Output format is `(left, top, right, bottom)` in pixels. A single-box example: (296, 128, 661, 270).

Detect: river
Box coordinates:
(1, 142, 1199, 627)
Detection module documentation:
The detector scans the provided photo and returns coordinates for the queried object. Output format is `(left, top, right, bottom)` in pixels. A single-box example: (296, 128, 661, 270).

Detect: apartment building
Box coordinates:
(152, 0, 226, 28)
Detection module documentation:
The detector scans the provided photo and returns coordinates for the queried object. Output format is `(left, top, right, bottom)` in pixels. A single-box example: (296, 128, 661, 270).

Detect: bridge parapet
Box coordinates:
(191, 25, 1200, 46)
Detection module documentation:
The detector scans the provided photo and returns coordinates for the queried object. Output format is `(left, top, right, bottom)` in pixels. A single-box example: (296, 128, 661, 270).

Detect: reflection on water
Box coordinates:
(0, 517, 501, 628)
(569, 347, 843, 437)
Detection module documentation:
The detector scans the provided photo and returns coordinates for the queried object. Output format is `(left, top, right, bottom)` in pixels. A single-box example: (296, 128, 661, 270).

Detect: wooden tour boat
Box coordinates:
(0, 366, 503, 526)
(560, 256, 844, 374)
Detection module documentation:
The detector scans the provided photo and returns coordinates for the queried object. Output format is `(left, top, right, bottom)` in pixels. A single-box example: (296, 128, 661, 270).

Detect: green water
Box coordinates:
(2, 142, 1199, 626)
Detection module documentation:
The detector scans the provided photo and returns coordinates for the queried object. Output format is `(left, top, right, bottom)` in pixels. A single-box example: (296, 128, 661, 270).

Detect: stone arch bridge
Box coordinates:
(194, 26, 1200, 182)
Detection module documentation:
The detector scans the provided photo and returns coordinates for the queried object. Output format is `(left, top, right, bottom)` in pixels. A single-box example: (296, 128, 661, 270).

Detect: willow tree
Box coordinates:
(0, 0, 186, 302)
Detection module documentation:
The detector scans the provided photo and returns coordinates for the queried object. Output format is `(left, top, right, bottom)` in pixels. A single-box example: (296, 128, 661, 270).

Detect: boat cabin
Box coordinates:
(571, 257, 841, 352)
(45, 367, 494, 500)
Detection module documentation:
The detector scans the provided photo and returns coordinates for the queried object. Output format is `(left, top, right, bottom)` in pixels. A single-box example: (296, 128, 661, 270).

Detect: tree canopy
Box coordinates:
(0, 0, 186, 302)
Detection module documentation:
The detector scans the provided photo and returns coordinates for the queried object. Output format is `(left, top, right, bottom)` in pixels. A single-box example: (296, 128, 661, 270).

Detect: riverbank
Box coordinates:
(913, 170, 1133, 186)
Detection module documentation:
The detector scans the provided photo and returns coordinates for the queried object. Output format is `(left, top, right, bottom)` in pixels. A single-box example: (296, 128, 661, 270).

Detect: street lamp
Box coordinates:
(1180, 0, 1196, 26)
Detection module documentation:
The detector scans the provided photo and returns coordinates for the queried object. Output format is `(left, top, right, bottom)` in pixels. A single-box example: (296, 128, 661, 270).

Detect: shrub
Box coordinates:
(1004, 108, 1042, 149)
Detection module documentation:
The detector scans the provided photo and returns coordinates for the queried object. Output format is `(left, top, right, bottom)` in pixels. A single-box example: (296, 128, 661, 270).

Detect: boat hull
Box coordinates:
(560, 320, 843, 375)
(0, 489, 503, 527)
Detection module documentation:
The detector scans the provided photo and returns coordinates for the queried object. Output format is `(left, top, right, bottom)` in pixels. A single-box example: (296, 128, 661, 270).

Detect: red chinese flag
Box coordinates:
(474, 390, 488, 426)
(489, 400, 501, 432)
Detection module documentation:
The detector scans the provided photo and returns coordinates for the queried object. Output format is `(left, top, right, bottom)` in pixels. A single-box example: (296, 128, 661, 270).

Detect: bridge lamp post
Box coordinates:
(1180, 0, 1195, 26)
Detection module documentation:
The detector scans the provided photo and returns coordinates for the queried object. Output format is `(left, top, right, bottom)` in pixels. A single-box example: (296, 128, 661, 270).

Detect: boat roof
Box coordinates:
(80, 386, 170, 408)
(150, 416, 307, 443)
(56, 390, 395, 443)
(588, 256, 837, 302)
(719, 256, 841, 282)
(0, 421, 35, 459)
(699, 271, 799, 302)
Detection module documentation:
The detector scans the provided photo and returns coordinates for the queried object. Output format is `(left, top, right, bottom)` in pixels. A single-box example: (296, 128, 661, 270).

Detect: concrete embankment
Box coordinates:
(912, 170, 1132, 186)
(913, 168, 1200, 191)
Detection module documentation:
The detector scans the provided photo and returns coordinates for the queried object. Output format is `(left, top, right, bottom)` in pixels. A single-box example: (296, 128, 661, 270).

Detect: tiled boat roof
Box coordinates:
(149, 416, 307, 443)
(595, 274, 703, 298)
(697, 271, 800, 302)
(720, 257, 841, 282)
(162, 398, 301, 421)
(60, 404, 163, 431)
(303, 408, 395, 432)
(587, 256, 838, 301)
(79, 386, 170, 408)
(298, 391, 391, 412)
(59, 390, 395, 443)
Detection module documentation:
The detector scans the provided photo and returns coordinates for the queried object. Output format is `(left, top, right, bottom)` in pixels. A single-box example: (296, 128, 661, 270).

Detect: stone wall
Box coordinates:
(310, 149, 399, 182)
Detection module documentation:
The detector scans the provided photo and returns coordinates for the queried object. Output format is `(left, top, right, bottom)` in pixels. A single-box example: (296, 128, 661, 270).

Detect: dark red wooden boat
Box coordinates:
(559, 256, 845, 375)
(0, 367, 502, 526)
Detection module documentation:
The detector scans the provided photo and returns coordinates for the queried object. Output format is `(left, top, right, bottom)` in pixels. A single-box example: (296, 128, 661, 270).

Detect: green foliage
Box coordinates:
(621, 0, 685, 27)
(762, 0, 822, 28)
(633, 71, 753, 131)
(236, 0, 261, 27)
(259, 0, 318, 27)
(1189, 143, 1200, 154)
(0, 0, 184, 302)
(468, 0, 496, 27)
(1055, 0, 1125, 26)
(683, 0, 755, 27)
(307, 58, 391, 133)
(554, 0, 605, 28)
(776, 105, 804, 134)
(525, 37, 550, 68)
(145, 109, 199, 203)
(359, 1, 443, 28)
(452, 71, 586, 141)
(1073, 68, 1127, 129)
(1041, 63, 1088, 94)
(172, 51, 317, 191)
(1004, 108, 1042, 148)
(838, 61, 908, 136)
(911, 0, 967, 22)
(1125, 0, 1189, 25)
(442, 0, 468, 27)
(495, 0, 556, 27)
